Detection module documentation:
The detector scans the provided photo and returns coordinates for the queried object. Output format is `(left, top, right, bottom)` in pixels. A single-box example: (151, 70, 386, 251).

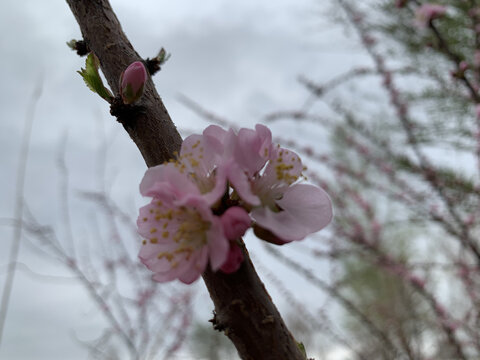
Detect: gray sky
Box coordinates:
(0, 1, 365, 359)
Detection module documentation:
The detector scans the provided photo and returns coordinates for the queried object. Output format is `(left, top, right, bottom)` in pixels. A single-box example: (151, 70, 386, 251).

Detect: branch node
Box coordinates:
(209, 312, 227, 332)
(261, 315, 275, 325)
(145, 47, 171, 75)
(110, 96, 144, 130)
(66, 39, 89, 56)
(230, 299, 249, 317)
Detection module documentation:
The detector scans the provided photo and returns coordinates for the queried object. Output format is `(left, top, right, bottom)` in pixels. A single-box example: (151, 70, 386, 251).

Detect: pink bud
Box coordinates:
(408, 274, 426, 289)
(459, 61, 469, 72)
(415, 4, 447, 28)
(469, 8, 480, 18)
(220, 207, 251, 240)
(363, 35, 376, 46)
(474, 51, 480, 67)
(120, 61, 147, 104)
(220, 242, 244, 274)
(352, 12, 363, 23)
(475, 104, 480, 119)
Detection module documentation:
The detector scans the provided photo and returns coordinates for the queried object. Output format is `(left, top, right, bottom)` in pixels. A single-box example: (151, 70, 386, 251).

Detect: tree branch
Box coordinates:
(66, 0, 181, 166)
(65, 1, 305, 359)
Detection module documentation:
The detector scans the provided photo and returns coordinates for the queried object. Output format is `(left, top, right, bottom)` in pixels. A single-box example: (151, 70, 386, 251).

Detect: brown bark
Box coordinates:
(65, 1, 306, 359)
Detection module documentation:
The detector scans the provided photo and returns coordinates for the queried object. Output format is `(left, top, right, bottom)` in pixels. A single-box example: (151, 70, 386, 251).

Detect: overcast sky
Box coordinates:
(0, 1, 367, 359)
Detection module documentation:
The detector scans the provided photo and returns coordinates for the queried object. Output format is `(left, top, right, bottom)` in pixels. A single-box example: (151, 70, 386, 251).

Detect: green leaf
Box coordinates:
(77, 53, 113, 103)
(66, 39, 77, 51)
(156, 47, 171, 64)
(297, 341, 307, 359)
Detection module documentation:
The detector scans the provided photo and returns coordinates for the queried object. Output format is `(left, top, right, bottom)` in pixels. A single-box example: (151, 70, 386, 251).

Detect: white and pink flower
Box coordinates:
(138, 164, 229, 284)
(228, 125, 333, 243)
(137, 124, 333, 283)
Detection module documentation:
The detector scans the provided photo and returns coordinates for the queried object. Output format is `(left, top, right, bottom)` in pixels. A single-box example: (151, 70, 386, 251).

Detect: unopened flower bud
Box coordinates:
(120, 61, 147, 104)
(220, 207, 251, 240)
(220, 242, 244, 274)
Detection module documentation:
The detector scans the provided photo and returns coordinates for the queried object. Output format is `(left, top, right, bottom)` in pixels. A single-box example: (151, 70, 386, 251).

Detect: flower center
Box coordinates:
(143, 201, 211, 265)
(169, 144, 217, 195)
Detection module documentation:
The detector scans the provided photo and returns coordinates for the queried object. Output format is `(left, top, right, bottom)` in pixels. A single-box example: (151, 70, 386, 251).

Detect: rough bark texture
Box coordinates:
(65, 1, 306, 359)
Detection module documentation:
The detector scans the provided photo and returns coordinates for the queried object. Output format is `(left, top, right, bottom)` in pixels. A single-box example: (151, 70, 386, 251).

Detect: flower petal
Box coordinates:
(181, 132, 223, 176)
(151, 259, 192, 283)
(220, 206, 251, 240)
(233, 124, 272, 175)
(252, 184, 332, 241)
(220, 242, 244, 274)
(140, 164, 199, 199)
(227, 162, 261, 206)
(207, 217, 230, 271)
(262, 146, 304, 186)
(178, 248, 208, 284)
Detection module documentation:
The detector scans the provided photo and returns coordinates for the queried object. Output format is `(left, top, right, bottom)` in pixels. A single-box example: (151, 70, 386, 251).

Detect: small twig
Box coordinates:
(0, 82, 42, 345)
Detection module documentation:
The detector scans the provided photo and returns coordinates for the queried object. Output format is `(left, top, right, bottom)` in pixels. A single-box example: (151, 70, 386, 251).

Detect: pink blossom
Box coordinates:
(251, 183, 332, 242)
(226, 124, 274, 205)
(414, 4, 446, 28)
(171, 125, 237, 205)
(137, 164, 229, 284)
(120, 61, 147, 104)
(182, 124, 333, 243)
(229, 125, 333, 242)
(137, 123, 334, 284)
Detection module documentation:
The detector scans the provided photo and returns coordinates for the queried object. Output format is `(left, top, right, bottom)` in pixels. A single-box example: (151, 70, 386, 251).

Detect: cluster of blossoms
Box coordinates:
(137, 124, 333, 284)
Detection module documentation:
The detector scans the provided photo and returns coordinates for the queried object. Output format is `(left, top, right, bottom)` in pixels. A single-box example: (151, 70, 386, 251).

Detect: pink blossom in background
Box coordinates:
(474, 50, 480, 67)
(459, 61, 469, 73)
(414, 4, 447, 28)
(476, 104, 480, 119)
